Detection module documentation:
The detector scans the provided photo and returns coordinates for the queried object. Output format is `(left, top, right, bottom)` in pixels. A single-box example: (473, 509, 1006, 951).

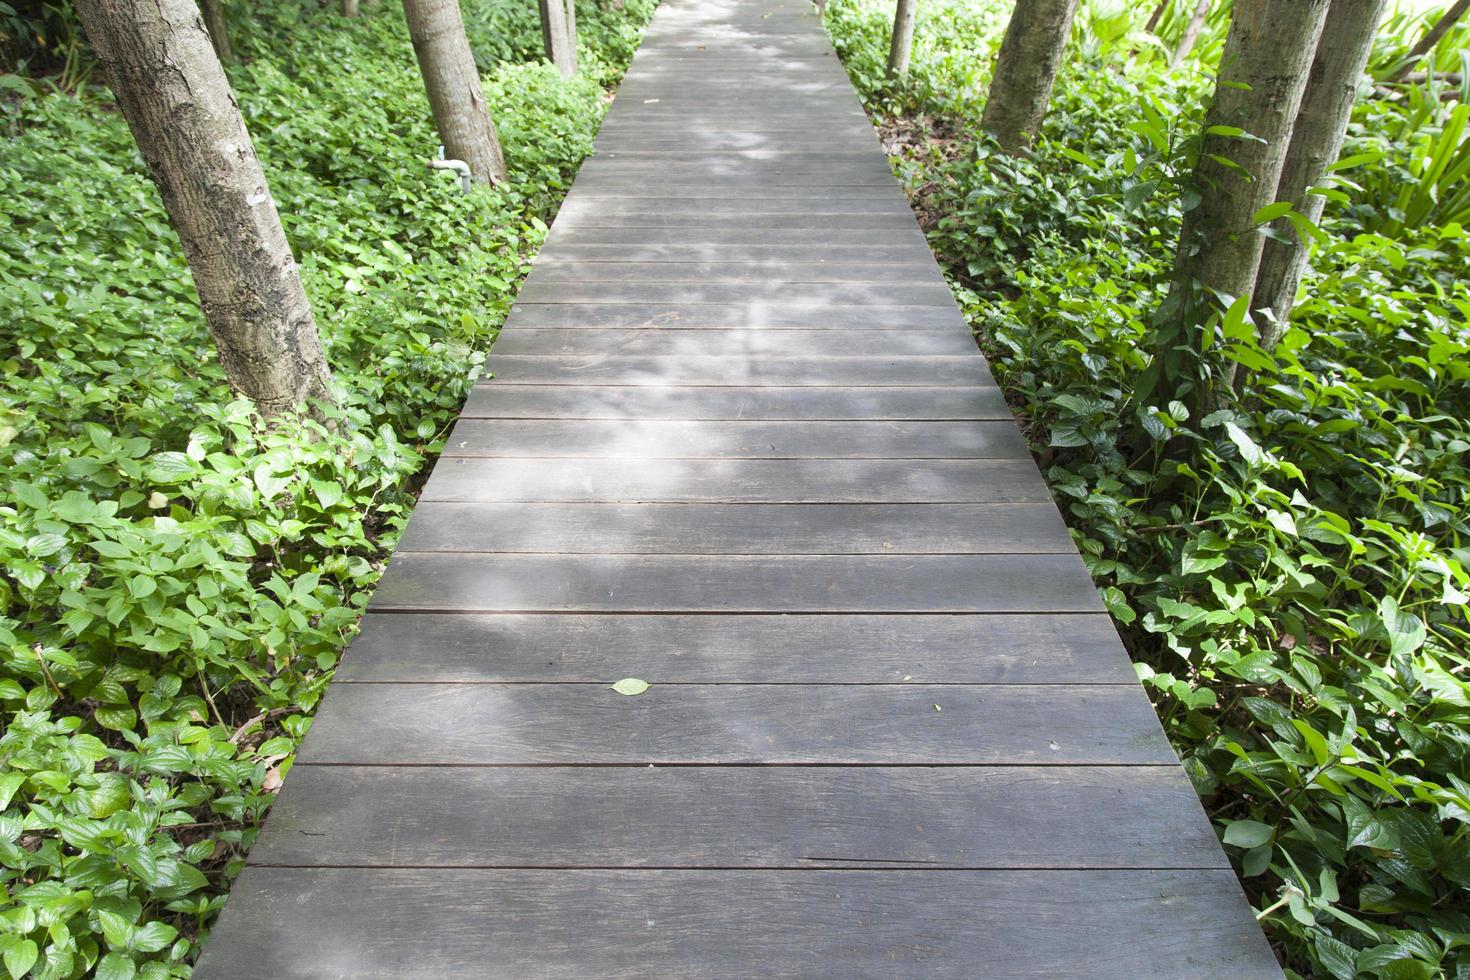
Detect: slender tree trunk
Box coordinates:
(401, 0, 507, 185)
(199, 0, 232, 64)
(1143, 0, 1169, 35)
(1149, 0, 1329, 407)
(1253, 0, 1385, 345)
(75, 0, 333, 418)
(980, 0, 1080, 152)
(539, 0, 577, 77)
(343, 0, 361, 16)
(1389, 0, 1470, 81)
(1168, 0, 1212, 67)
(886, 0, 918, 77)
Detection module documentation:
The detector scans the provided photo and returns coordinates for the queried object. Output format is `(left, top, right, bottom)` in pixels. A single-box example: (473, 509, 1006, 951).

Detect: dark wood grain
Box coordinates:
(503, 301, 967, 328)
(250, 766, 1225, 868)
(368, 553, 1104, 612)
(515, 281, 952, 307)
(441, 419, 1028, 458)
(458, 385, 1013, 419)
(490, 328, 974, 355)
(336, 613, 1135, 683)
(296, 683, 1167, 764)
(419, 457, 1054, 502)
(483, 354, 995, 386)
(525, 260, 945, 284)
(196, 868, 1280, 979)
(396, 502, 1073, 553)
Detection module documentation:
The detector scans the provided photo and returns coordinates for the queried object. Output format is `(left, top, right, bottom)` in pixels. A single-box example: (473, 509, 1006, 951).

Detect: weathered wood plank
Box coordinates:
(196, 868, 1280, 980)
(419, 458, 1052, 502)
(368, 554, 1104, 612)
(441, 419, 1028, 459)
(396, 503, 1073, 554)
(528, 244, 935, 263)
(544, 226, 930, 246)
(491, 328, 973, 355)
(515, 281, 952, 307)
(296, 684, 1165, 764)
(458, 385, 1013, 420)
(503, 302, 965, 328)
(483, 354, 993, 386)
(336, 612, 1134, 683)
(525, 261, 943, 284)
(250, 766, 1225, 869)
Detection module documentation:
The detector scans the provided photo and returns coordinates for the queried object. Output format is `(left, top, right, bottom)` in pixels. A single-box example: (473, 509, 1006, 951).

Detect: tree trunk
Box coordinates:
(1150, 0, 1329, 406)
(980, 0, 1080, 152)
(1168, 0, 1212, 67)
(1253, 0, 1385, 344)
(1389, 0, 1469, 81)
(401, 0, 507, 185)
(199, 0, 232, 64)
(74, 0, 333, 418)
(1143, 0, 1169, 35)
(539, 0, 578, 77)
(343, 0, 361, 16)
(886, 0, 918, 77)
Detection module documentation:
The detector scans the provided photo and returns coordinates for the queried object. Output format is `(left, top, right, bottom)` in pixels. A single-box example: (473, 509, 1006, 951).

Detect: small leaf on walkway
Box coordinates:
(612, 678, 649, 696)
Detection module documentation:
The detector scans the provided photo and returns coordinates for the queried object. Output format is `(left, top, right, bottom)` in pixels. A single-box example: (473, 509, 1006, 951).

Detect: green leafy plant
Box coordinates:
(0, 0, 654, 975)
(827, 0, 1470, 974)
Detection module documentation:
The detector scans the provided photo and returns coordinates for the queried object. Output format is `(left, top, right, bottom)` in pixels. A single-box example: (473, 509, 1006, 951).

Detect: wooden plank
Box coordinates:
(544, 226, 929, 246)
(490, 329, 973, 356)
(458, 385, 1013, 420)
(336, 612, 1135, 683)
(367, 554, 1104, 612)
(549, 212, 921, 231)
(395, 503, 1073, 554)
(419, 458, 1052, 503)
(483, 355, 993, 386)
(525, 261, 943, 284)
(528, 244, 934, 263)
(570, 170, 898, 188)
(295, 684, 1167, 765)
(514, 282, 951, 307)
(196, 868, 1280, 980)
(441, 420, 1028, 459)
(249, 766, 1225, 869)
(503, 302, 965, 328)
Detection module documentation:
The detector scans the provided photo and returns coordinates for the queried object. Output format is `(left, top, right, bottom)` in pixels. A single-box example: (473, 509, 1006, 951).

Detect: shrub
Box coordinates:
(0, 1, 652, 976)
(826, 0, 1470, 975)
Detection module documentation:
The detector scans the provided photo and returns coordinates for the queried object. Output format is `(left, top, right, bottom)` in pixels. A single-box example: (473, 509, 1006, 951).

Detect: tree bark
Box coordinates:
(199, 0, 232, 65)
(343, 0, 361, 16)
(1143, 0, 1169, 34)
(401, 0, 507, 184)
(539, 0, 578, 77)
(1168, 0, 1212, 67)
(1253, 0, 1385, 344)
(1149, 0, 1329, 407)
(74, 0, 333, 418)
(980, 0, 1080, 152)
(886, 0, 918, 77)
(1389, 0, 1469, 81)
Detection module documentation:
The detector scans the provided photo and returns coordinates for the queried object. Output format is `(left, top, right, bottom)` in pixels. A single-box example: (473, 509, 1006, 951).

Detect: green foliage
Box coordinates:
(826, 0, 1470, 975)
(0, 0, 651, 975)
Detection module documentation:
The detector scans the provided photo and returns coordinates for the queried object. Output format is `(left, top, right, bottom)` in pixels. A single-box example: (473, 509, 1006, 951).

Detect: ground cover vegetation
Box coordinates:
(0, 0, 652, 975)
(827, 0, 1470, 975)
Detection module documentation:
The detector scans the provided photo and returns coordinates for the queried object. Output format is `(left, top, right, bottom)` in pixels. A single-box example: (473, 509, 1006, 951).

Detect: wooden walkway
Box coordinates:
(195, 0, 1282, 975)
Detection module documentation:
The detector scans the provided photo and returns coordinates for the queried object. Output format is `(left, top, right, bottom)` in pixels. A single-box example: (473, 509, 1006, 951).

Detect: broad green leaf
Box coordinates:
(94, 953, 137, 980)
(3, 938, 38, 980)
(1221, 819, 1274, 848)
